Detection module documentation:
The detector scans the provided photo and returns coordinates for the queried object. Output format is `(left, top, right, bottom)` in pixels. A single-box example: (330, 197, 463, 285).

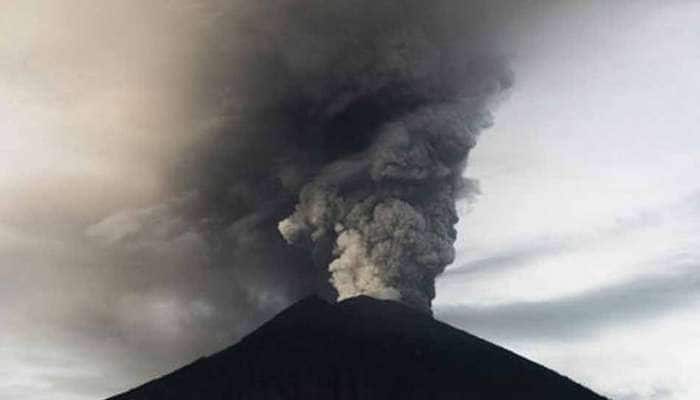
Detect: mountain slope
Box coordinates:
(107, 296, 607, 399)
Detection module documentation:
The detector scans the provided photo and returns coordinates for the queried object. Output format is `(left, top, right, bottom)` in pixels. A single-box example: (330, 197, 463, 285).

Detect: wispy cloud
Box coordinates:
(437, 265, 700, 341)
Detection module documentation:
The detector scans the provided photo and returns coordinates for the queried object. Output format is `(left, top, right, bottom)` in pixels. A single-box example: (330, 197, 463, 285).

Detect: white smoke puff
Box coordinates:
(329, 228, 401, 302)
(277, 215, 307, 247)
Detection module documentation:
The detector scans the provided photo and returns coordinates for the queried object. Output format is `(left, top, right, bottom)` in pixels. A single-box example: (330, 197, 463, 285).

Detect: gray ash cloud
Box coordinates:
(173, 0, 512, 312)
(96, 0, 512, 313)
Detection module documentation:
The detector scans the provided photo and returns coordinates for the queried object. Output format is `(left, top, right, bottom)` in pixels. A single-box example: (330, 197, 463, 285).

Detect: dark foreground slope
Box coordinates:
(108, 296, 606, 400)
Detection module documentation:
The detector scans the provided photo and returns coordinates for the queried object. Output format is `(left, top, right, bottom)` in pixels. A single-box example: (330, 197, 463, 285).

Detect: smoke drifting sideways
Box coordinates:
(273, 7, 512, 311)
(94, 0, 513, 314)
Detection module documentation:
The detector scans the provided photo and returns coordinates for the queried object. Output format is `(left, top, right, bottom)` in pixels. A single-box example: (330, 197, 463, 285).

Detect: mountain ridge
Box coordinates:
(107, 295, 608, 400)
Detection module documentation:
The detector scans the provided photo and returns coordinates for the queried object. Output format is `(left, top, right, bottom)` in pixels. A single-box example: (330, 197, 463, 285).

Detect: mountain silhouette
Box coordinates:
(107, 295, 607, 399)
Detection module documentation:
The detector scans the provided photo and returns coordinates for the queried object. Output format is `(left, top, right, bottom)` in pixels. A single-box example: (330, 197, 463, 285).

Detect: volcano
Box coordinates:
(107, 296, 607, 399)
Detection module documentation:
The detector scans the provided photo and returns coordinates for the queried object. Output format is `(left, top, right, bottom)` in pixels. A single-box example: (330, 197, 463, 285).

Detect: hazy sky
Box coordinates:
(436, 2, 700, 399)
(1, 2, 699, 400)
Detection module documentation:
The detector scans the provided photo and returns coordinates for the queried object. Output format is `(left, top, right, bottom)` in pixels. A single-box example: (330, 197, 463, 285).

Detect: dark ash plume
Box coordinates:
(170, 0, 513, 312)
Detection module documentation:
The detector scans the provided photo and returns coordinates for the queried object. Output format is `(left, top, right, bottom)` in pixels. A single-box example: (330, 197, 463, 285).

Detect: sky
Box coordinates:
(435, 2, 700, 399)
(1, 1, 699, 400)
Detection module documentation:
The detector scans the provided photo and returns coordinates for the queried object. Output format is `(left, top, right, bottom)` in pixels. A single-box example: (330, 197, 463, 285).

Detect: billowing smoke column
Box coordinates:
(278, 102, 496, 311)
(179, 0, 512, 312)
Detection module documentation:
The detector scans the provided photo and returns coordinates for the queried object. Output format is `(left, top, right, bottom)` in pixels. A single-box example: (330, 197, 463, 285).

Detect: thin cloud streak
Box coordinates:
(436, 265, 700, 342)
